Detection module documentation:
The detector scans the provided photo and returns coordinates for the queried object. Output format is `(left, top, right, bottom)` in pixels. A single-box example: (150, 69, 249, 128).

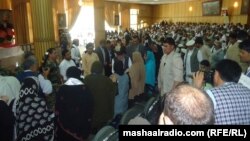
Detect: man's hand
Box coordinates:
(193, 71, 204, 89)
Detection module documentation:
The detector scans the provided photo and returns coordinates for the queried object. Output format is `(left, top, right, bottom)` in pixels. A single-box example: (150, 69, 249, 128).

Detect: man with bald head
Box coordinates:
(159, 84, 214, 125)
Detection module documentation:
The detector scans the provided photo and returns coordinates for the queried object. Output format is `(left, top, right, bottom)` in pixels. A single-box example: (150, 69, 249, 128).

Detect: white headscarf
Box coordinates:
(0, 75, 21, 105)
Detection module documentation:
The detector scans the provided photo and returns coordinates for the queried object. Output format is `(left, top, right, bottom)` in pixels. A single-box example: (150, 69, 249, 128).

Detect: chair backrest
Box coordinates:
(92, 125, 117, 141)
(143, 96, 157, 116)
(119, 104, 144, 125)
(107, 130, 119, 141)
(143, 95, 161, 124)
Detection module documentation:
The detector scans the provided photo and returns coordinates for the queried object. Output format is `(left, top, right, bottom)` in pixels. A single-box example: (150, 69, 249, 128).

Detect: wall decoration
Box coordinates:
(114, 15, 119, 26)
(58, 13, 67, 29)
(241, 0, 249, 14)
(202, 0, 221, 16)
(0, 9, 14, 47)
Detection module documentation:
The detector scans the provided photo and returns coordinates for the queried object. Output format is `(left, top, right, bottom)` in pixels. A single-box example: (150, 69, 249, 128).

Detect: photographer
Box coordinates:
(239, 39, 250, 77)
(197, 60, 213, 90)
(193, 59, 250, 124)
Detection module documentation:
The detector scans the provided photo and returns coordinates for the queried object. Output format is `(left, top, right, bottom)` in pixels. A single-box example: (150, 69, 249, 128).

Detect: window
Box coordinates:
(130, 9, 139, 30)
(69, 6, 95, 47)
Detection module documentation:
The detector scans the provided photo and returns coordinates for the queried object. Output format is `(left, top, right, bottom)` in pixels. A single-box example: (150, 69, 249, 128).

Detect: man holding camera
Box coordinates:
(193, 59, 250, 124)
(239, 39, 250, 77)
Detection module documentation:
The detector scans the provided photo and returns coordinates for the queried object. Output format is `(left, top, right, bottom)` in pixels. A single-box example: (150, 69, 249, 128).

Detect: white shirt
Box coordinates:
(38, 74, 52, 95)
(59, 59, 76, 81)
(185, 50, 193, 84)
(65, 77, 83, 85)
(158, 51, 183, 96)
(111, 57, 132, 73)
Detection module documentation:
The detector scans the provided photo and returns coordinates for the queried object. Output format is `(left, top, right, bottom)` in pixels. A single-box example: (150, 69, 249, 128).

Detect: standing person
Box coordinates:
(126, 35, 146, 60)
(128, 52, 145, 103)
(225, 33, 248, 72)
(0, 96, 15, 141)
(0, 75, 21, 140)
(193, 59, 250, 124)
(111, 60, 129, 117)
(42, 47, 62, 110)
(16, 77, 54, 141)
(239, 39, 250, 77)
(42, 48, 62, 85)
(144, 50, 156, 97)
(82, 43, 99, 77)
(0, 75, 21, 104)
(210, 40, 225, 69)
(55, 66, 93, 141)
(111, 44, 131, 113)
(149, 42, 163, 82)
(95, 39, 110, 76)
(195, 37, 211, 62)
(71, 39, 81, 68)
(17, 55, 52, 98)
(112, 43, 132, 73)
(184, 39, 202, 84)
(84, 61, 116, 133)
(158, 38, 183, 96)
(59, 49, 76, 81)
(105, 40, 115, 76)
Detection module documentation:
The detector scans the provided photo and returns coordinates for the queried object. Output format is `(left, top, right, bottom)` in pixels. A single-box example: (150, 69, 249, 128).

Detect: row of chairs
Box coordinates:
(92, 126, 118, 141)
(120, 95, 162, 125)
(92, 95, 162, 141)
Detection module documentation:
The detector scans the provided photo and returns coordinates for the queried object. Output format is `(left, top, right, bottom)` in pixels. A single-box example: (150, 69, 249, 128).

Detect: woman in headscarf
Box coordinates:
(0, 75, 21, 105)
(144, 50, 156, 97)
(15, 77, 54, 141)
(55, 66, 93, 141)
(0, 75, 21, 140)
(42, 47, 62, 85)
(128, 51, 145, 103)
(42, 47, 62, 110)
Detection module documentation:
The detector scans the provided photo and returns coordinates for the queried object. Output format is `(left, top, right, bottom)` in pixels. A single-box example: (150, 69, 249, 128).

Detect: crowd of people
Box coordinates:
(1, 21, 250, 140)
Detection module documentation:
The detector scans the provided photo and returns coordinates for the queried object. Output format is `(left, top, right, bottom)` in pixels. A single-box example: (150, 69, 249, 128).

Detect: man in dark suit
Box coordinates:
(126, 35, 146, 60)
(95, 39, 111, 76)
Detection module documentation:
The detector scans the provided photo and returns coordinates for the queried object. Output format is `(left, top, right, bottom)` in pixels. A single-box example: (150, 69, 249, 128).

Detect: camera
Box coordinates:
(43, 66, 49, 71)
(203, 70, 214, 84)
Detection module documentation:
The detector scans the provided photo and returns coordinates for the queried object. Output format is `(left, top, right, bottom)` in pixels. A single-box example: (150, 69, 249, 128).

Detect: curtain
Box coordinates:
(67, 0, 82, 31)
(13, 2, 30, 44)
(0, 0, 11, 9)
(105, 4, 114, 27)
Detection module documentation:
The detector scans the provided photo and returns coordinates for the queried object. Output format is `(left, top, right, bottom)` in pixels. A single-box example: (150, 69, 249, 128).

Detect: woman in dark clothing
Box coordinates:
(0, 98, 15, 141)
(55, 66, 93, 141)
(15, 77, 54, 141)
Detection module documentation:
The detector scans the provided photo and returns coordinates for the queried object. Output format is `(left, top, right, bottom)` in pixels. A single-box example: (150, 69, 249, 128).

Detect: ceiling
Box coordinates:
(105, 0, 193, 5)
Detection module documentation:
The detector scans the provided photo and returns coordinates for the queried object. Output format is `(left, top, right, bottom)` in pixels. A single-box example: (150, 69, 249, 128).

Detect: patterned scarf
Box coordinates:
(16, 77, 54, 141)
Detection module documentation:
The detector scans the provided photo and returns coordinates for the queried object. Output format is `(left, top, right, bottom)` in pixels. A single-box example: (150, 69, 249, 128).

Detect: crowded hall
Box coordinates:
(0, 0, 250, 140)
